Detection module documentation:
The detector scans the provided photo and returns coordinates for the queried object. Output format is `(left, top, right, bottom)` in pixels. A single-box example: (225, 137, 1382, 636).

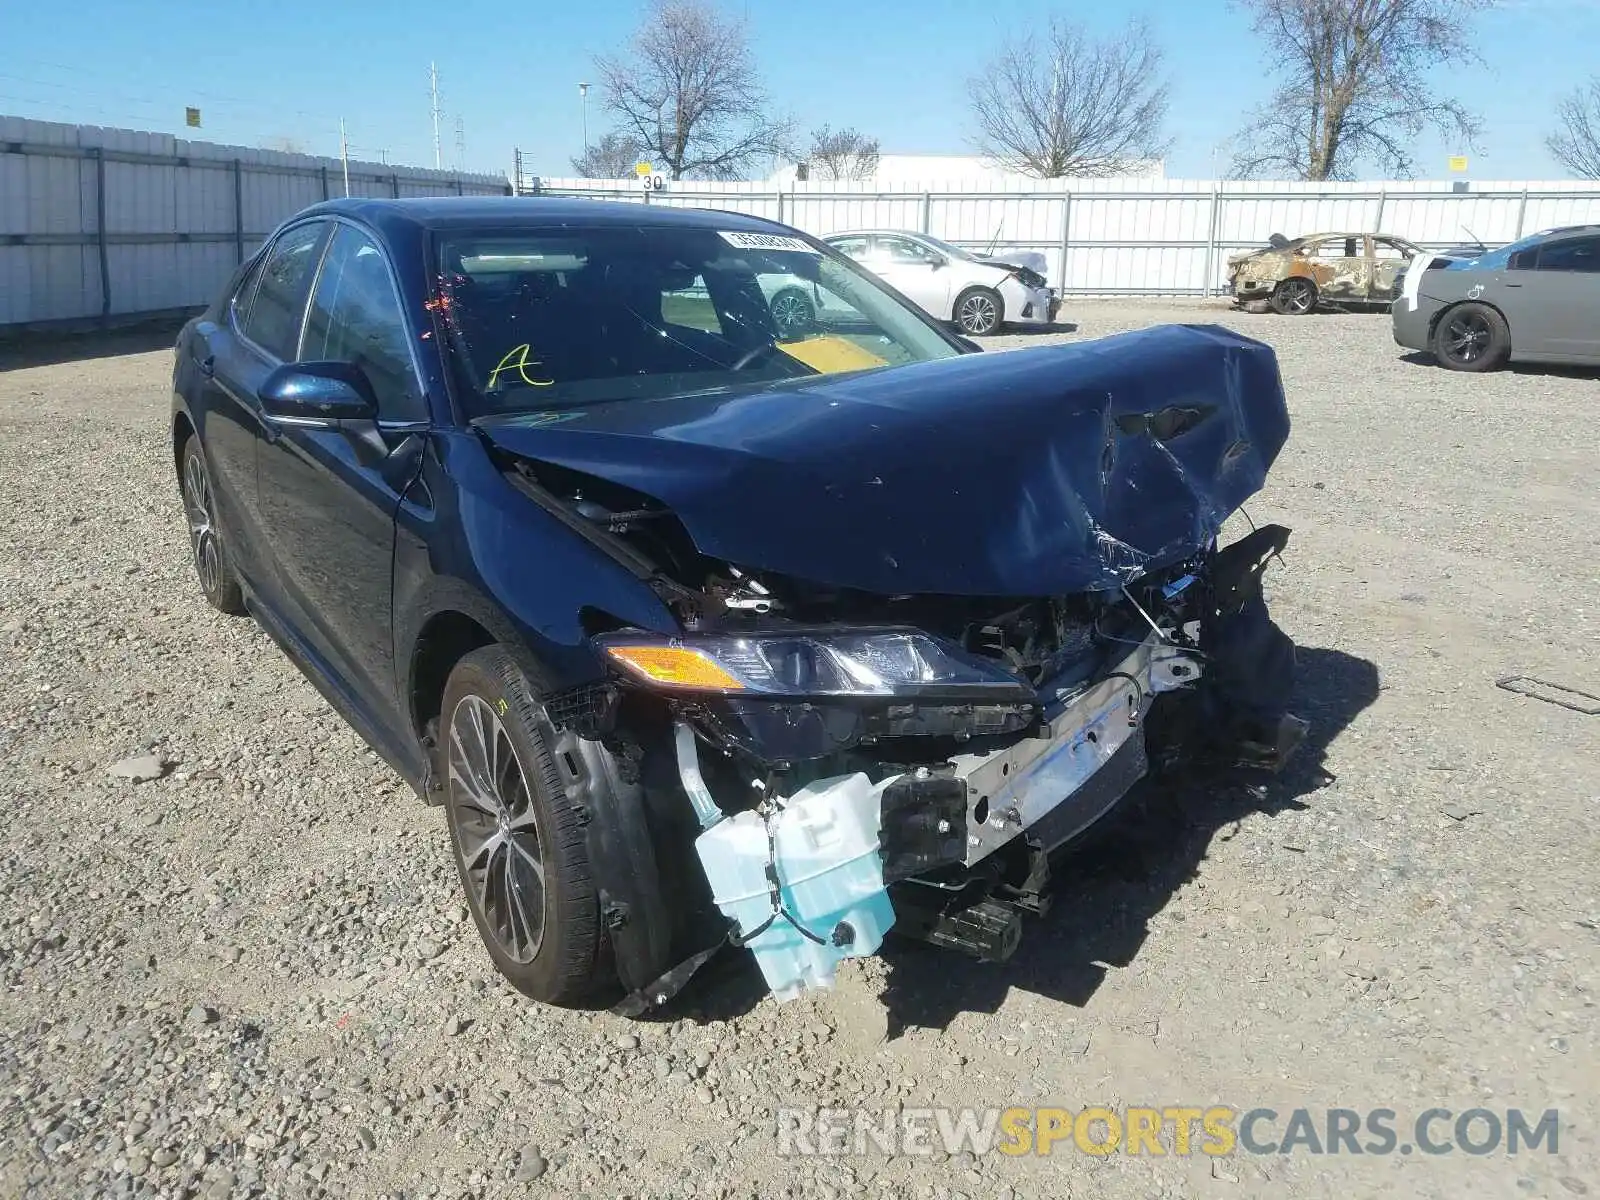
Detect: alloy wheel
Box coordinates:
(447, 694, 546, 963)
(770, 292, 812, 338)
(1278, 279, 1316, 314)
(1443, 311, 1490, 365)
(958, 292, 998, 335)
(182, 451, 222, 596)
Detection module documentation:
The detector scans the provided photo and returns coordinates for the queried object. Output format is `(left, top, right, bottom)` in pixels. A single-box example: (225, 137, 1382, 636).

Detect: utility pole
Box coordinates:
(340, 118, 350, 196)
(578, 82, 590, 158)
(429, 62, 443, 170)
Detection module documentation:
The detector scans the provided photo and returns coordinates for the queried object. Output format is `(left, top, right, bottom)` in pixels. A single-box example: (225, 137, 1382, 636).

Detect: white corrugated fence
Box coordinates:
(527, 174, 1600, 296)
(7, 114, 1600, 330)
(1, 116, 509, 331)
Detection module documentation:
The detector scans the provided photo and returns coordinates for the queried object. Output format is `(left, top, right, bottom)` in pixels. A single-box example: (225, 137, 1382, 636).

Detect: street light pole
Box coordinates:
(578, 82, 590, 159)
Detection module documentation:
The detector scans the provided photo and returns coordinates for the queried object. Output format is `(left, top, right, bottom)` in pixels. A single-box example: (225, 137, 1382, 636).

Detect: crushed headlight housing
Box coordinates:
(597, 628, 1034, 700)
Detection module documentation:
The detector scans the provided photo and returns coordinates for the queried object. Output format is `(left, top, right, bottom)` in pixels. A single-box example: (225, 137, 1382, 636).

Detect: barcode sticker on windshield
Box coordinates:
(718, 231, 820, 254)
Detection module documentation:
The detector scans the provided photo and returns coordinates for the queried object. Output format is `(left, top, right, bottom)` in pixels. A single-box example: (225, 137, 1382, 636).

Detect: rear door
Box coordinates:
(254, 221, 430, 731)
(870, 235, 954, 318)
(1514, 235, 1600, 359)
(192, 220, 331, 585)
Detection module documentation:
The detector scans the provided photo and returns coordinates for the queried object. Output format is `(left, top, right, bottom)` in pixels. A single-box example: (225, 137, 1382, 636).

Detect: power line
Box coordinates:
(0, 66, 331, 127)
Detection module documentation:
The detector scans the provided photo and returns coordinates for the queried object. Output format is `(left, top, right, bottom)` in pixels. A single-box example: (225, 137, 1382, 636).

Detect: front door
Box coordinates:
(1303, 235, 1368, 303)
(255, 221, 430, 735)
(1516, 234, 1600, 359)
(1370, 237, 1415, 304)
(194, 221, 331, 583)
(870, 235, 954, 319)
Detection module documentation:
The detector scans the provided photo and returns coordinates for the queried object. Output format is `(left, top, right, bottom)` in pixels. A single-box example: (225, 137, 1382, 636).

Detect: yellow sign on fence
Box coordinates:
(1448, 155, 1469, 172)
(634, 161, 652, 177)
(185, 107, 201, 129)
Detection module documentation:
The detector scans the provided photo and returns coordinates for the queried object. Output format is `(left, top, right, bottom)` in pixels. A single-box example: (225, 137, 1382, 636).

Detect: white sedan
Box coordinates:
(820, 230, 1060, 336)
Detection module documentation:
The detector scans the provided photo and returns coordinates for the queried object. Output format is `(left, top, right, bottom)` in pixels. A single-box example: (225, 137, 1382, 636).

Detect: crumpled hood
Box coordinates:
(474, 324, 1291, 597)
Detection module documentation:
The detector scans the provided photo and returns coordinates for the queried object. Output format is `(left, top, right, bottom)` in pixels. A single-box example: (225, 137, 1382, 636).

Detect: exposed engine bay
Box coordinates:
(505, 455, 1307, 1013)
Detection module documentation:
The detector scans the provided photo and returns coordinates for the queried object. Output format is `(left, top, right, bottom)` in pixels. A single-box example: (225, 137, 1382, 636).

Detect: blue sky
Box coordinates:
(4, 0, 1597, 181)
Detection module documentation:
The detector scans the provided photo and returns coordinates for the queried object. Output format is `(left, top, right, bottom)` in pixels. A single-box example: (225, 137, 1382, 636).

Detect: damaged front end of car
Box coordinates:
(476, 324, 1306, 1013)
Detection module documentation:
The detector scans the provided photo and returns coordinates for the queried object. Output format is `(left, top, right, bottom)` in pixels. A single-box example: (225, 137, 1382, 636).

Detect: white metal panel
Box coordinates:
(0, 116, 506, 325)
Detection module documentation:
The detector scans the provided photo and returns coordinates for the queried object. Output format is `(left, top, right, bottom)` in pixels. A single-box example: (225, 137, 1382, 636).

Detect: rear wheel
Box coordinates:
(180, 436, 245, 615)
(1270, 277, 1318, 315)
(954, 287, 1004, 336)
(1431, 302, 1510, 372)
(769, 287, 816, 339)
(439, 645, 608, 1006)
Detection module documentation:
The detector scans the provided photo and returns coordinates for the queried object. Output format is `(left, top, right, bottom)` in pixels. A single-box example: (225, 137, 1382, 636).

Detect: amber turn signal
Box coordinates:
(603, 644, 747, 690)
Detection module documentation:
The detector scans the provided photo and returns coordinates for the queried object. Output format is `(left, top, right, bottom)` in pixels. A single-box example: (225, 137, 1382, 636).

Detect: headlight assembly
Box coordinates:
(596, 628, 1033, 700)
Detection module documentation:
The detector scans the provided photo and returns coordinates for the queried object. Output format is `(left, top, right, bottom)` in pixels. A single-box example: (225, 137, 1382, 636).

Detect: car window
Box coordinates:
(660, 274, 723, 333)
(242, 221, 328, 360)
(828, 236, 870, 261)
(434, 225, 961, 416)
(1373, 238, 1411, 261)
(300, 225, 424, 421)
(1458, 231, 1553, 271)
(227, 256, 266, 328)
(916, 234, 981, 263)
(879, 236, 941, 266)
(1309, 238, 1356, 261)
(1533, 236, 1600, 273)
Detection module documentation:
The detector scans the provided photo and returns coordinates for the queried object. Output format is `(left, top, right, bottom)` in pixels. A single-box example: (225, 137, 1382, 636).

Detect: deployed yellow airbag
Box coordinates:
(775, 336, 888, 375)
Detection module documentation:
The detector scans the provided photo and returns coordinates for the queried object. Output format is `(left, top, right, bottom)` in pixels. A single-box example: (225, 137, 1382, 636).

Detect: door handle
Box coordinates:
(1504, 282, 1522, 288)
(198, 355, 216, 377)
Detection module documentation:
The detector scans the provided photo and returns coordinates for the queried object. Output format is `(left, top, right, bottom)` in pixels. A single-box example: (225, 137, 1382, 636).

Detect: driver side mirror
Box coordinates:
(259, 361, 389, 464)
(926, 254, 947, 269)
(259, 361, 377, 423)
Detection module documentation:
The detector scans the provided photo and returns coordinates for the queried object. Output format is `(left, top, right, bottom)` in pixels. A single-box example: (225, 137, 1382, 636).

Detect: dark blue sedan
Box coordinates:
(171, 197, 1304, 1013)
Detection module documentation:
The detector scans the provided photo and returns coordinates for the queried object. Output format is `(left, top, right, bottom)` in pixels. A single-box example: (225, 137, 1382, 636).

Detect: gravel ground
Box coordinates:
(1, 301, 1597, 1200)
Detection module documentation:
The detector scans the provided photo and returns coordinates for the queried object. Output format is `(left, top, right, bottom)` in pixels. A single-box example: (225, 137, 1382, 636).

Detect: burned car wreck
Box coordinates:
(170, 198, 1303, 1017)
(476, 325, 1305, 1013)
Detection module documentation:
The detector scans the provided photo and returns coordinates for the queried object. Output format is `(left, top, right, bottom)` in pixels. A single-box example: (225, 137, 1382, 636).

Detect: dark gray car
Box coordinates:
(1391, 225, 1600, 371)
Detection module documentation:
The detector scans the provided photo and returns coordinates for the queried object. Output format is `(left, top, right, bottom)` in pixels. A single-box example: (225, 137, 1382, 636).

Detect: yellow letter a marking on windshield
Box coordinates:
(487, 343, 554, 389)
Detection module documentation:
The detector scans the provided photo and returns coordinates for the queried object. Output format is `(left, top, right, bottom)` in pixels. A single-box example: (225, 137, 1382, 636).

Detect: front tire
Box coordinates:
(439, 645, 607, 1006)
(1270, 277, 1318, 315)
(1431, 302, 1510, 372)
(180, 436, 245, 615)
(954, 287, 1004, 336)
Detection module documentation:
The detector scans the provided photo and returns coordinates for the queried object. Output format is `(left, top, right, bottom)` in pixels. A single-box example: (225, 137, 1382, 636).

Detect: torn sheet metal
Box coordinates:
(954, 631, 1202, 864)
(474, 324, 1291, 596)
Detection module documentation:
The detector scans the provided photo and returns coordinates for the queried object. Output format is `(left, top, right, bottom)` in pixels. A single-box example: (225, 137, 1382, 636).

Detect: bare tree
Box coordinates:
(571, 131, 647, 179)
(1548, 76, 1600, 179)
(1229, 0, 1492, 181)
(802, 126, 880, 181)
(594, 0, 792, 180)
(967, 17, 1170, 178)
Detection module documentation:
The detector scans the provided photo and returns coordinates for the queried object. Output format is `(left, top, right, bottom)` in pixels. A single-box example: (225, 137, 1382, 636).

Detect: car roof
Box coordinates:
(823, 229, 925, 239)
(291, 195, 797, 237)
(1285, 232, 1415, 243)
(1533, 223, 1600, 238)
